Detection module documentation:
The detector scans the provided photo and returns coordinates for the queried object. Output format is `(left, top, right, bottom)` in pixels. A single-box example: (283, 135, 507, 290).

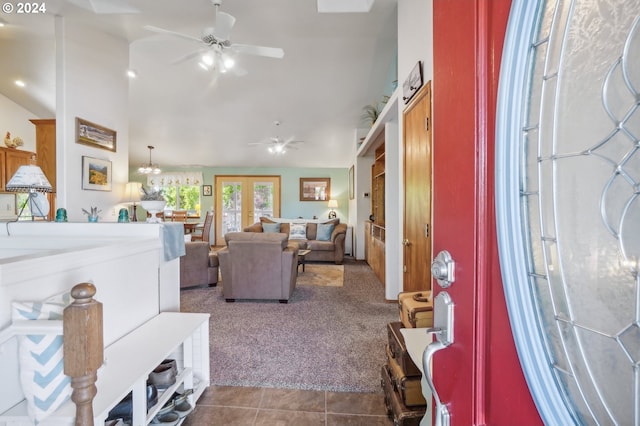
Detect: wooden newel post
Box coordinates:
(63, 283, 104, 426)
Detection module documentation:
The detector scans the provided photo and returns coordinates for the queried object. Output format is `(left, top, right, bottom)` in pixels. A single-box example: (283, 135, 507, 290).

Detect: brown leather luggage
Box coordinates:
(381, 364, 426, 426)
(398, 291, 433, 328)
(387, 321, 421, 377)
(385, 345, 427, 407)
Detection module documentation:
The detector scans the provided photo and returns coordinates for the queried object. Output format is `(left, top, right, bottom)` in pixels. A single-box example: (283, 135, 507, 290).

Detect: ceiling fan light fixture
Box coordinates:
(222, 54, 235, 69)
(202, 54, 214, 66)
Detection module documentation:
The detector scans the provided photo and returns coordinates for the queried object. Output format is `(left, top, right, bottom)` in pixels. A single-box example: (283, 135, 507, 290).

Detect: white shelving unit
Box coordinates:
(0, 312, 210, 426)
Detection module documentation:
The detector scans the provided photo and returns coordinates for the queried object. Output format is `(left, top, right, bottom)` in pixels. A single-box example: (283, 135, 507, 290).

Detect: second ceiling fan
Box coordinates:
(144, 0, 284, 75)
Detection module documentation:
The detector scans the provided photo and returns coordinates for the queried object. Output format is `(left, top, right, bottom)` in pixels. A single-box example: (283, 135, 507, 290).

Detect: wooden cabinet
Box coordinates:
(365, 221, 386, 284)
(30, 119, 56, 192)
(30, 119, 56, 218)
(0, 147, 36, 191)
(371, 142, 385, 226)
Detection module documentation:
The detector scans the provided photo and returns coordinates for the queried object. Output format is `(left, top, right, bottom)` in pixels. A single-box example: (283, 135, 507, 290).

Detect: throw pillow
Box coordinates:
(11, 292, 72, 422)
(262, 222, 281, 233)
(316, 223, 335, 241)
(289, 223, 307, 240)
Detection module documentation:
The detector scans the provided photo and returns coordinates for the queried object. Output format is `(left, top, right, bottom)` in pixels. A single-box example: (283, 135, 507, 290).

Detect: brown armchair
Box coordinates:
(180, 241, 219, 289)
(217, 232, 298, 303)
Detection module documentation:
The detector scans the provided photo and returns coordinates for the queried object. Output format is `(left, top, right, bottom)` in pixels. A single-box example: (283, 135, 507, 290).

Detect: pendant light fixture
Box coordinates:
(138, 145, 161, 174)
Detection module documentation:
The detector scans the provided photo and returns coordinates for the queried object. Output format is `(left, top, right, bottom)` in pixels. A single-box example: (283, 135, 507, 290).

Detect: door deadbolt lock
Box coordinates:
(431, 250, 455, 288)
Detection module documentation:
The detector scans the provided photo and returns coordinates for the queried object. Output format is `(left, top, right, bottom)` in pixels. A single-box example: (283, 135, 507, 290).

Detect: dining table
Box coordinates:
(183, 222, 203, 234)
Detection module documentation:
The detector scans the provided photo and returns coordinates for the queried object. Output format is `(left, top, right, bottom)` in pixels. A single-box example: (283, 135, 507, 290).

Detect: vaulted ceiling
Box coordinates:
(0, 0, 397, 169)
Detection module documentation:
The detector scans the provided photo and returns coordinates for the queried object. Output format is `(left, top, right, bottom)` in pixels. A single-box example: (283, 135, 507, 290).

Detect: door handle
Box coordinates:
(422, 291, 454, 426)
(402, 239, 411, 246)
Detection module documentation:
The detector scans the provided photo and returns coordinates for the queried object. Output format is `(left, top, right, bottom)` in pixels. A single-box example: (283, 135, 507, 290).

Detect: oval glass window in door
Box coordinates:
(497, 1, 640, 424)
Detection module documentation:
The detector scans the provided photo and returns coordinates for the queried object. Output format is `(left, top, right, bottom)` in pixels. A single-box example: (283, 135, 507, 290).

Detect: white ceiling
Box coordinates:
(0, 0, 397, 169)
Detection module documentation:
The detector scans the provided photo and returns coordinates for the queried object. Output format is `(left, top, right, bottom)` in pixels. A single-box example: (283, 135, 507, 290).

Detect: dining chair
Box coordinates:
(171, 210, 188, 222)
(191, 210, 213, 243)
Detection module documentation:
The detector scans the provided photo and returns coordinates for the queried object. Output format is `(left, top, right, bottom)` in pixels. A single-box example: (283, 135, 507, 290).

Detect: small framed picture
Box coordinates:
(202, 185, 212, 196)
(82, 156, 112, 191)
(0, 193, 17, 220)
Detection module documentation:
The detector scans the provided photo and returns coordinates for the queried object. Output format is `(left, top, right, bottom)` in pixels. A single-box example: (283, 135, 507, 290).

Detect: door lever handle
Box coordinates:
(422, 291, 454, 426)
(423, 341, 451, 426)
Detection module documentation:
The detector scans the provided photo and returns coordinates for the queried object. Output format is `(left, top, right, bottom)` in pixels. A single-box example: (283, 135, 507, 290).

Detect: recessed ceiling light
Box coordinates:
(15, 80, 25, 87)
(317, 0, 374, 13)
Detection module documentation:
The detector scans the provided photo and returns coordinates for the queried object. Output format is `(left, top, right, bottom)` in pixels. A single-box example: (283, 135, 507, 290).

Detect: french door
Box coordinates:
(214, 175, 280, 246)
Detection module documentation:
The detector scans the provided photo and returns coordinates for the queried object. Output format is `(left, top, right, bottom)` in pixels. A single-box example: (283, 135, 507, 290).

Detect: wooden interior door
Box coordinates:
(214, 175, 280, 246)
(403, 82, 432, 292)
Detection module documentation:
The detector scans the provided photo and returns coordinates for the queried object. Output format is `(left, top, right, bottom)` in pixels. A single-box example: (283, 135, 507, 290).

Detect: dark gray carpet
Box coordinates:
(180, 259, 397, 393)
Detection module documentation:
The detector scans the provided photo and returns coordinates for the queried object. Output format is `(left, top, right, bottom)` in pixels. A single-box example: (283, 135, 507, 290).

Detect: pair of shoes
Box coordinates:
(171, 389, 194, 418)
(106, 382, 158, 423)
(149, 359, 177, 390)
(150, 401, 180, 425)
(151, 389, 194, 424)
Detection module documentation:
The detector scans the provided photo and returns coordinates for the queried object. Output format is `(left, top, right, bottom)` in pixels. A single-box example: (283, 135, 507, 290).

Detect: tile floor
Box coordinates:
(181, 385, 394, 425)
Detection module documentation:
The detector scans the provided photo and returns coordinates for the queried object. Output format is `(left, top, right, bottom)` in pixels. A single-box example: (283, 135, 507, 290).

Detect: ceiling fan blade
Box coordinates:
(212, 12, 236, 41)
(68, 0, 139, 14)
(144, 25, 202, 44)
(230, 43, 284, 59)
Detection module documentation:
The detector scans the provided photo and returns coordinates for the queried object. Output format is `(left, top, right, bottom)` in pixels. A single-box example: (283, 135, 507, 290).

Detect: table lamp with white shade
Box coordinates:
(6, 164, 53, 220)
(122, 182, 142, 222)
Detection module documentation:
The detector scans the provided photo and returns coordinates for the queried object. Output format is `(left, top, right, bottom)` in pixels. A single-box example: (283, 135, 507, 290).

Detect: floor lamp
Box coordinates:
(6, 164, 53, 221)
(122, 182, 142, 222)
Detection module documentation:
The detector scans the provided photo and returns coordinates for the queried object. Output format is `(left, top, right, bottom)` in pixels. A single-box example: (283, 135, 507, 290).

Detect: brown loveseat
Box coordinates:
(180, 241, 219, 288)
(244, 217, 347, 265)
(217, 232, 298, 303)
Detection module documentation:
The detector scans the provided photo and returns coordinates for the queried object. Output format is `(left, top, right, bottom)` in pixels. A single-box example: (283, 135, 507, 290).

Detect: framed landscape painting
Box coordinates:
(82, 156, 112, 191)
(76, 117, 117, 152)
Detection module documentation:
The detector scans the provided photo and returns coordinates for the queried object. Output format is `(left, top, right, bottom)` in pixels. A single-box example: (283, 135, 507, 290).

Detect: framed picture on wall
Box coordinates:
(82, 156, 112, 191)
(300, 178, 330, 201)
(76, 117, 117, 152)
(0, 193, 17, 220)
(349, 165, 355, 200)
(202, 185, 212, 196)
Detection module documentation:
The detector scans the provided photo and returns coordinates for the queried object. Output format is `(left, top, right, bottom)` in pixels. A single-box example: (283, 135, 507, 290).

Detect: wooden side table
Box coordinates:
(297, 249, 311, 273)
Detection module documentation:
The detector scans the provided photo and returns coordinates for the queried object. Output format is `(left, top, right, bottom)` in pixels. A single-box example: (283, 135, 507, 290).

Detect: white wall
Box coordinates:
(55, 17, 131, 222)
(0, 95, 37, 153)
(389, 0, 433, 294)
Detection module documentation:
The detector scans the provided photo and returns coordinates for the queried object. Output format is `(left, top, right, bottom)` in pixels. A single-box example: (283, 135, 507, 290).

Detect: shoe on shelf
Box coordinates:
(106, 383, 158, 422)
(151, 401, 180, 426)
(172, 389, 194, 418)
(149, 362, 177, 390)
(159, 359, 178, 376)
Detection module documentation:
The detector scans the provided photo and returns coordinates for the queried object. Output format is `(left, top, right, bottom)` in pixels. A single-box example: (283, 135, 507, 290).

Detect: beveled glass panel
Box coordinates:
(498, 1, 640, 423)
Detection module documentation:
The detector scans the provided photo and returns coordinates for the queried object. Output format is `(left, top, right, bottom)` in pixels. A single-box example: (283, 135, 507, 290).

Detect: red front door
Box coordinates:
(431, 2, 542, 424)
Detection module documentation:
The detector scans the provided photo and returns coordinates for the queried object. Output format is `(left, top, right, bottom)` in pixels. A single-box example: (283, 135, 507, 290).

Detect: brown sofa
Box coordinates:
(180, 241, 219, 289)
(217, 232, 298, 303)
(244, 218, 347, 264)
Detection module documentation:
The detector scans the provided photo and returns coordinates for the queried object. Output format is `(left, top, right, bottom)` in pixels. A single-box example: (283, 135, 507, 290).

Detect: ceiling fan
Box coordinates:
(144, 0, 284, 75)
(249, 121, 304, 155)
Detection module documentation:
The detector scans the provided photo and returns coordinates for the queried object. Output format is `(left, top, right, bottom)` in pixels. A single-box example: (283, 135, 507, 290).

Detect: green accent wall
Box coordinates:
(130, 166, 349, 222)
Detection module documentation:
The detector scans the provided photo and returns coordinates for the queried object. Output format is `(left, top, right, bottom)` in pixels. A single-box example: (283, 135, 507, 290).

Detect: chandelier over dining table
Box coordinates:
(138, 145, 161, 174)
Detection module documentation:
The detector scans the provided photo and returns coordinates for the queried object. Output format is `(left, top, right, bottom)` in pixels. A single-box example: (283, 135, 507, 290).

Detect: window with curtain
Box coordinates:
(147, 172, 203, 216)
